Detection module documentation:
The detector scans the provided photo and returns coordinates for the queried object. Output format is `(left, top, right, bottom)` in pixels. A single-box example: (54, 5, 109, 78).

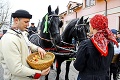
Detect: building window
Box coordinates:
(67, 6, 74, 14)
(67, 3, 76, 14)
(68, 9, 73, 14)
(85, 0, 95, 7)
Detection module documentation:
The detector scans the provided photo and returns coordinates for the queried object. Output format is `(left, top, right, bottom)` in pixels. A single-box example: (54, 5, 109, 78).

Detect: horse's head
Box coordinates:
(71, 16, 89, 43)
(41, 5, 63, 45)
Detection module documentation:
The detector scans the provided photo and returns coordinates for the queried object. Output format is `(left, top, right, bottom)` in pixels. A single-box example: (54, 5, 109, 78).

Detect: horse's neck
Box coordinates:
(61, 26, 73, 43)
(62, 19, 78, 44)
(39, 32, 53, 48)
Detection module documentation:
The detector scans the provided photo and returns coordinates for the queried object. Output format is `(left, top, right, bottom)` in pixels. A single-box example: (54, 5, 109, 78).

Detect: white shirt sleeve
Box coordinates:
(114, 43, 120, 54)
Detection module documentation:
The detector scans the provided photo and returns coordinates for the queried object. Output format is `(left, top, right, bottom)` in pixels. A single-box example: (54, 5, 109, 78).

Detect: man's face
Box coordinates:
(15, 18, 30, 31)
(31, 24, 34, 27)
(113, 34, 117, 38)
(117, 34, 120, 38)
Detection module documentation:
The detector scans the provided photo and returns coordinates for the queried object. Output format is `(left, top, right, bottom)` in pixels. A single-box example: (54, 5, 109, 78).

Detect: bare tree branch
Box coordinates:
(0, 0, 11, 29)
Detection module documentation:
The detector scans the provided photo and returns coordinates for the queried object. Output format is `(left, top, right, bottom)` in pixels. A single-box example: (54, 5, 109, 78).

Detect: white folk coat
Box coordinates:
(0, 29, 42, 80)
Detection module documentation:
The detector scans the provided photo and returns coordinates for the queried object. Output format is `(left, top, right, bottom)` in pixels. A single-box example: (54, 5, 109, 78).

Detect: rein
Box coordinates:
(56, 45, 77, 53)
(30, 30, 52, 42)
(29, 30, 77, 53)
(43, 14, 59, 33)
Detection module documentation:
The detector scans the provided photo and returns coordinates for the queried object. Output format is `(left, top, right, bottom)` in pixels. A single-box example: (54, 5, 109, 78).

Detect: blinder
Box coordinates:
(46, 14, 61, 39)
(74, 20, 89, 42)
(47, 14, 59, 28)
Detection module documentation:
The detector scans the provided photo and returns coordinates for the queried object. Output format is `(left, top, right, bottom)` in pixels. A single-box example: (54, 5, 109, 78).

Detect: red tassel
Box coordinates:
(34, 73, 41, 79)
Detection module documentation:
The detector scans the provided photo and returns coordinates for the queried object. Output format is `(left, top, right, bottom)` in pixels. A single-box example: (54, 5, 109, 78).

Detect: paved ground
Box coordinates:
(40, 61, 78, 80)
(0, 61, 120, 80)
(0, 61, 78, 80)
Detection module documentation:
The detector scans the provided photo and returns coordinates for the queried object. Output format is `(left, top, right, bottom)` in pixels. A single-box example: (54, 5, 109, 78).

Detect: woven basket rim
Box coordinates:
(27, 52, 55, 64)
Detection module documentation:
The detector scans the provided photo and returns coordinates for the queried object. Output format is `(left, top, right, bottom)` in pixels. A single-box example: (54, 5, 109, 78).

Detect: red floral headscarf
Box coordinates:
(90, 14, 118, 57)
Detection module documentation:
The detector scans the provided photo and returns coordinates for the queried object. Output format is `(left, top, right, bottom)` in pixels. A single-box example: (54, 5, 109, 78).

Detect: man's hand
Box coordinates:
(38, 47, 46, 59)
(41, 67, 50, 76)
(33, 67, 50, 79)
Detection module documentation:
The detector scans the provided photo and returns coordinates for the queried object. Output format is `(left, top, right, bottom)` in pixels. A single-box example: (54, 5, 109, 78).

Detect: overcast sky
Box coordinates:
(8, 0, 82, 26)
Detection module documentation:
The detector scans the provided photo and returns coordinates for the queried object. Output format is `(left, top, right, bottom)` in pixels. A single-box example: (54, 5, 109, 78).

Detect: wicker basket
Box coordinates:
(27, 52, 55, 70)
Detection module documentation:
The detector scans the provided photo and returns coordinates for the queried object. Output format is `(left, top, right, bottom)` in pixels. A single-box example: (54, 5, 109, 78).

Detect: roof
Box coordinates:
(67, 1, 82, 10)
(59, 1, 82, 16)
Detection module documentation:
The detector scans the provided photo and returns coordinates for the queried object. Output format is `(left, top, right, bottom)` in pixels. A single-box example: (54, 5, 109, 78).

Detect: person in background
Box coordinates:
(111, 29, 120, 43)
(117, 31, 120, 43)
(111, 29, 117, 37)
(28, 23, 37, 37)
(110, 29, 120, 80)
(0, 9, 50, 80)
(74, 14, 118, 80)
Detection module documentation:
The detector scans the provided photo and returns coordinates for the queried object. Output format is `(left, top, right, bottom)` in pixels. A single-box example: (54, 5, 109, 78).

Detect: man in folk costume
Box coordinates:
(74, 14, 118, 80)
(0, 9, 50, 80)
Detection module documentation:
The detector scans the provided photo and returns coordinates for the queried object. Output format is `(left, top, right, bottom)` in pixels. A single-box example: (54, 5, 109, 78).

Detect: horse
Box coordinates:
(29, 5, 63, 80)
(54, 16, 89, 80)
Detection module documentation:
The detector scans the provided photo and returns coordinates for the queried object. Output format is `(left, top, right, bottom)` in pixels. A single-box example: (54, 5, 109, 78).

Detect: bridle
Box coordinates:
(74, 19, 88, 43)
(29, 14, 60, 42)
(75, 25, 88, 41)
(46, 14, 60, 41)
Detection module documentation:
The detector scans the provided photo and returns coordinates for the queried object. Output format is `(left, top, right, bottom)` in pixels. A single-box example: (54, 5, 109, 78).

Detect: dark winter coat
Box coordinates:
(74, 39, 114, 80)
(28, 26, 37, 37)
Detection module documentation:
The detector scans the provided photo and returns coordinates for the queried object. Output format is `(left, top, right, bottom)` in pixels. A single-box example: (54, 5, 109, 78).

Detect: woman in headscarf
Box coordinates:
(74, 14, 118, 80)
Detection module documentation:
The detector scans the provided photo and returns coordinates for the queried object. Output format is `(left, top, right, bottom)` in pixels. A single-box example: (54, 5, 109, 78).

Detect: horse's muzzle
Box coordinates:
(53, 34, 61, 45)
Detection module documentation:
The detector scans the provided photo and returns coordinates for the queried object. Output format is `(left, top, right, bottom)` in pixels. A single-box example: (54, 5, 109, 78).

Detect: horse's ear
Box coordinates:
(55, 6, 59, 15)
(79, 16, 84, 24)
(76, 16, 84, 25)
(48, 5, 52, 14)
(86, 22, 90, 32)
(84, 17, 89, 23)
(86, 22, 89, 28)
